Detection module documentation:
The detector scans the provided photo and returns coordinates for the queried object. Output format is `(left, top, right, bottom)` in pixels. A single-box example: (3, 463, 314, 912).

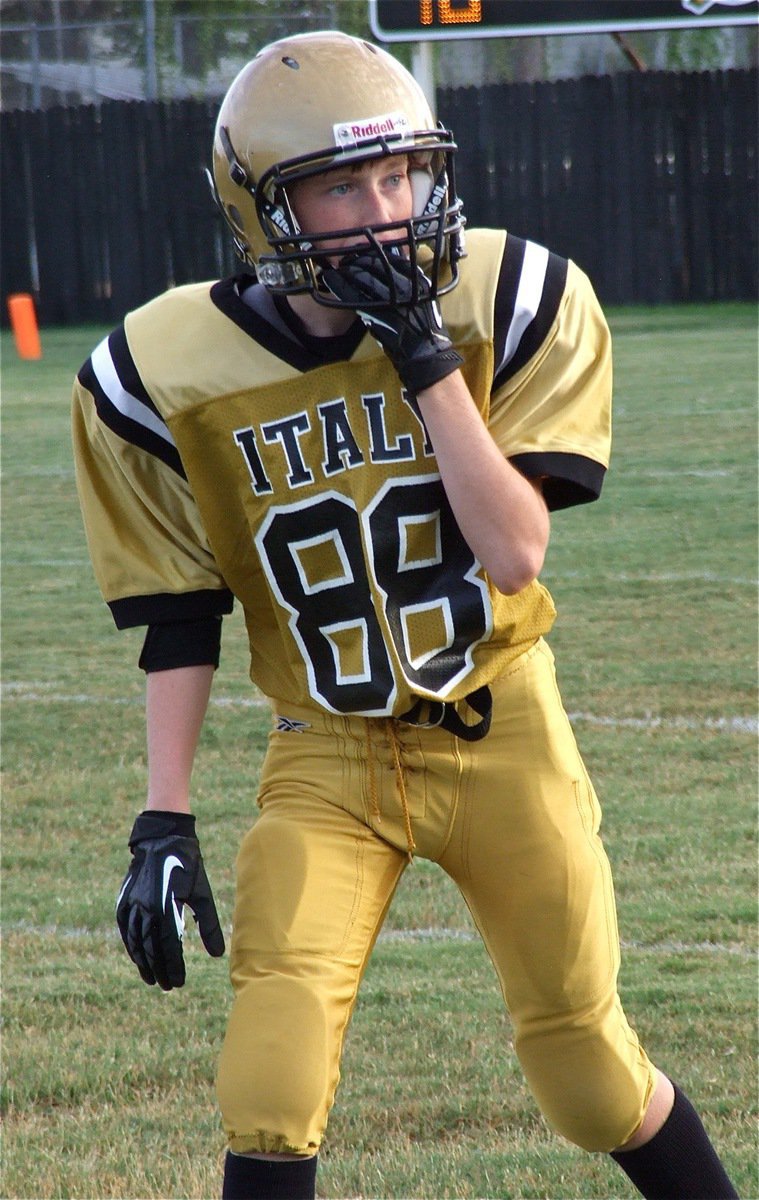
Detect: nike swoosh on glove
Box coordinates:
(322, 250, 463, 397)
(116, 810, 225, 991)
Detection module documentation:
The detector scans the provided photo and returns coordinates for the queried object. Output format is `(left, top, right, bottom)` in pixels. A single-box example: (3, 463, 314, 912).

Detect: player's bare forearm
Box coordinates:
(145, 664, 215, 813)
(320, 250, 548, 591)
(416, 370, 550, 594)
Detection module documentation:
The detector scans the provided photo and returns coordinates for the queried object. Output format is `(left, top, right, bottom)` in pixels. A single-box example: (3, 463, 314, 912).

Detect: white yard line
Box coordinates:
(378, 929, 756, 959)
(637, 468, 731, 478)
(4, 558, 91, 567)
(566, 711, 758, 735)
(1, 682, 268, 709)
(2, 920, 755, 960)
(3, 466, 76, 478)
(540, 569, 757, 587)
(2, 681, 756, 733)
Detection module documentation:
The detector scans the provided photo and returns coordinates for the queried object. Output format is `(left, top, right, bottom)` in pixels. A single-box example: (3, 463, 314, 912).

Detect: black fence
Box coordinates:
(1, 67, 756, 325)
(441, 68, 758, 306)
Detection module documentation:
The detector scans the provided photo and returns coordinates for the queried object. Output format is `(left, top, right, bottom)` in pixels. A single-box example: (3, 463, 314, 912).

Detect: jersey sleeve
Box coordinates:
(488, 236, 612, 511)
(72, 324, 234, 629)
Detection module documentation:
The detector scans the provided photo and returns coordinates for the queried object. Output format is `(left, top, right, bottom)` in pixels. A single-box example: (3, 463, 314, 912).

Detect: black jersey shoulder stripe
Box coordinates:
(80, 329, 186, 478)
(492, 236, 568, 391)
(211, 276, 365, 370)
(506, 252, 567, 380)
(492, 234, 527, 374)
(108, 324, 161, 416)
(509, 450, 606, 511)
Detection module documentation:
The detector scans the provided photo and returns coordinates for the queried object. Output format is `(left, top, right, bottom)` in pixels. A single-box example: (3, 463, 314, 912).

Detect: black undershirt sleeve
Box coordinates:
(138, 616, 223, 673)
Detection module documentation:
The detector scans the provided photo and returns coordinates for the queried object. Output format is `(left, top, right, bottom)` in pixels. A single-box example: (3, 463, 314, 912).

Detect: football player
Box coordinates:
(72, 31, 739, 1200)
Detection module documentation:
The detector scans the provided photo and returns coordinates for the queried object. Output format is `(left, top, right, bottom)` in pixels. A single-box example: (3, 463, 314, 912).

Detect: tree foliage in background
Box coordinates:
(137, 0, 373, 82)
(0, 0, 375, 94)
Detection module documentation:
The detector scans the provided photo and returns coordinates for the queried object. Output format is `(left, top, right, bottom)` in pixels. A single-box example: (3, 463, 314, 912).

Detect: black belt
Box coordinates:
(399, 684, 492, 742)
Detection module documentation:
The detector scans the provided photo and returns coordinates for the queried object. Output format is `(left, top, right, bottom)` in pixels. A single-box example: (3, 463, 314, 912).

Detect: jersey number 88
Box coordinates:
(256, 477, 492, 715)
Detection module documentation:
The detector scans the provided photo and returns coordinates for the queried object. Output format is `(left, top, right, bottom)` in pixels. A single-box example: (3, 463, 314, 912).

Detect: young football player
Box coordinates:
(72, 30, 739, 1200)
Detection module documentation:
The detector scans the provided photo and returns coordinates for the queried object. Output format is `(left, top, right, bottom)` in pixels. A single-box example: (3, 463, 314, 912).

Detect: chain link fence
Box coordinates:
(2, 9, 755, 111)
(0, 7, 357, 110)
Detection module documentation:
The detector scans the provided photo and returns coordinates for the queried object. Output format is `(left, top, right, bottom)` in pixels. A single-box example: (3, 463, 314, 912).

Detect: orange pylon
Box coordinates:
(7, 293, 42, 360)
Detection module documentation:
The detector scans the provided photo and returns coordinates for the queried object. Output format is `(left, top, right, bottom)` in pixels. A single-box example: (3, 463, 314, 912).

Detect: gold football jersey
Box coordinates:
(72, 228, 611, 717)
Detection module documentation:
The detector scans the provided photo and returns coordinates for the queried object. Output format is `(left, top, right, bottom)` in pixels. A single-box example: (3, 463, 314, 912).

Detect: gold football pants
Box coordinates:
(217, 639, 656, 1156)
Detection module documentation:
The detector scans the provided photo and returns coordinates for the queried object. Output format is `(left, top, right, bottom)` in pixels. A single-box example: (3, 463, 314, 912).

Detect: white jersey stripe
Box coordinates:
(91, 336, 176, 448)
(496, 240, 549, 377)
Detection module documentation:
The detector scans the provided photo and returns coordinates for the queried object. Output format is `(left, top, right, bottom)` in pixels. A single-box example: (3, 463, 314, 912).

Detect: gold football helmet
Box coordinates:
(209, 30, 465, 305)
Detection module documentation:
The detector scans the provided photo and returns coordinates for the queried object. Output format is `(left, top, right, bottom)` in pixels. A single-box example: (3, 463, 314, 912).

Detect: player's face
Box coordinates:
(288, 156, 413, 258)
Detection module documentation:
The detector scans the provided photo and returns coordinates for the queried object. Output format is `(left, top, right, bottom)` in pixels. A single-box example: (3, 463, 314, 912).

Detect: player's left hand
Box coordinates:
(116, 810, 225, 991)
(322, 250, 463, 397)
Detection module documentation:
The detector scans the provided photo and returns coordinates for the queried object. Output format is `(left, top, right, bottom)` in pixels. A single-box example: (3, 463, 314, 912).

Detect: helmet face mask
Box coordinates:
(210, 31, 466, 308)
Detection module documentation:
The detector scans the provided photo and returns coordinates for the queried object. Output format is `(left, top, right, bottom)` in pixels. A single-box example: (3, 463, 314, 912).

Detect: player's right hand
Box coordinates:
(322, 249, 464, 398)
(116, 810, 225, 991)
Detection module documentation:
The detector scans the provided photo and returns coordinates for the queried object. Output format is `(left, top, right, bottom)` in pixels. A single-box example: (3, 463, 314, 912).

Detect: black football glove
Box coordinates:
(322, 250, 463, 397)
(116, 810, 225, 991)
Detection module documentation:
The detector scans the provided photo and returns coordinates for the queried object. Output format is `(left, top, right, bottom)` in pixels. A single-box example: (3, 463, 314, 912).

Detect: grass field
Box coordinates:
(1, 305, 757, 1200)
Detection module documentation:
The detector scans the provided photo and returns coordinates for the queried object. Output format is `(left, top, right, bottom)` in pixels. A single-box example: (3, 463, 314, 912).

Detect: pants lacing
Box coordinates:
(365, 719, 416, 860)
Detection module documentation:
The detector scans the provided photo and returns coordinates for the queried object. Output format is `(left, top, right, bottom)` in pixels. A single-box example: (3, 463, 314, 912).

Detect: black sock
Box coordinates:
(222, 1151, 317, 1200)
(610, 1083, 738, 1199)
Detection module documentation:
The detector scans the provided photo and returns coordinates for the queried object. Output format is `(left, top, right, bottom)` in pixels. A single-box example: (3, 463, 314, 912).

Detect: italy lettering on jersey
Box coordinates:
(72, 228, 612, 718)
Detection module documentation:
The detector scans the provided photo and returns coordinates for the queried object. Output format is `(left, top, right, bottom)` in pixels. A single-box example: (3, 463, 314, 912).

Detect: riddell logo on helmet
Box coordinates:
(333, 111, 412, 146)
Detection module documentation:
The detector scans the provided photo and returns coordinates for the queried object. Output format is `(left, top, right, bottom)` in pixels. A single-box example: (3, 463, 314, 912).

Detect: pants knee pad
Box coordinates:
(515, 1010, 656, 1152)
(217, 975, 334, 1155)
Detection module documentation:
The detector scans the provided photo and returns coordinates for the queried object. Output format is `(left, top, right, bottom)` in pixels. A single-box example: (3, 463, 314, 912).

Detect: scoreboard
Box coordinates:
(369, 1, 758, 41)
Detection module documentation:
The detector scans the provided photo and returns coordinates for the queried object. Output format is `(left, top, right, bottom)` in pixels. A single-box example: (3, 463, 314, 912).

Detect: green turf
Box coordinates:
(1, 305, 756, 1198)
